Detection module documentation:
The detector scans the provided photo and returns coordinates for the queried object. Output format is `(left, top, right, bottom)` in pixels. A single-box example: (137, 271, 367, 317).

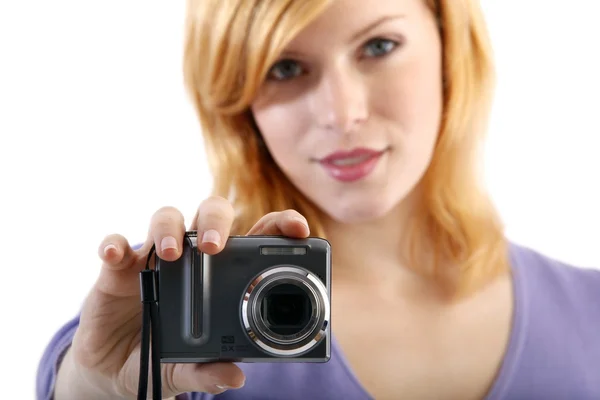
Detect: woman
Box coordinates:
(38, 0, 600, 399)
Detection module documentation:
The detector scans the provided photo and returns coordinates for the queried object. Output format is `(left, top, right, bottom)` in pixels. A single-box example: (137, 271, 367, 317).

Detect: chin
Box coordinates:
(320, 196, 398, 225)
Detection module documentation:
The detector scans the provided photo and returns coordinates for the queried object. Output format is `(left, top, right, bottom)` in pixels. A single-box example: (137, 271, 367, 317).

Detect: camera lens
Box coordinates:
(241, 265, 330, 357)
(260, 283, 312, 336)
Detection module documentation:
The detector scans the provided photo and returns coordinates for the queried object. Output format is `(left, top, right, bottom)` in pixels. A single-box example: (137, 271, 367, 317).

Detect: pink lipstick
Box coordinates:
(318, 147, 387, 183)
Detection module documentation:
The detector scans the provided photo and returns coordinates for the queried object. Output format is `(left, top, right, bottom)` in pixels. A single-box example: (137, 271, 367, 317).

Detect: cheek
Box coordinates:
(371, 53, 443, 180)
(374, 57, 443, 130)
(251, 102, 310, 167)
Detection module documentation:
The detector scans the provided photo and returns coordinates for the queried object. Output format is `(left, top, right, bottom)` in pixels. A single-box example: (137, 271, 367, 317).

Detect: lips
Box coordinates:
(318, 147, 388, 183)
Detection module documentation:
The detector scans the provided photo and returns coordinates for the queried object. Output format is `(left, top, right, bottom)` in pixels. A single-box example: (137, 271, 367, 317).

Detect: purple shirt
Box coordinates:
(37, 242, 600, 399)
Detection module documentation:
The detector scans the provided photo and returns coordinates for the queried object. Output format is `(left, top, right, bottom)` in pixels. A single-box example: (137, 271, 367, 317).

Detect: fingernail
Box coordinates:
(218, 376, 246, 390)
(103, 244, 117, 256)
(161, 236, 178, 252)
(292, 216, 309, 229)
(216, 381, 244, 390)
(202, 229, 221, 247)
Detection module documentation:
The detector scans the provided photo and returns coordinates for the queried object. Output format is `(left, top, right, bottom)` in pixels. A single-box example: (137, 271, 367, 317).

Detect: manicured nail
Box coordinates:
(161, 236, 178, 252)
(202, 229, 221, 247)
(103, 244, 117, 256)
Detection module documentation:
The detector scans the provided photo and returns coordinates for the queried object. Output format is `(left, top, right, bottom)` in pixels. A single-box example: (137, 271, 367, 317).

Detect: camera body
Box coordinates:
(156, 232, 331, 363)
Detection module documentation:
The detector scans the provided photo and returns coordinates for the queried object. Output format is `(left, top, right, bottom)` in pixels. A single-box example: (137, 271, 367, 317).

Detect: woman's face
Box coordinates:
(251, 0, 443, 224)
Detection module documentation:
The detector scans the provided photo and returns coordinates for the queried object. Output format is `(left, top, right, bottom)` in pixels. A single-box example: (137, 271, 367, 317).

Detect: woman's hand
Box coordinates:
(54, 196, 310, 399)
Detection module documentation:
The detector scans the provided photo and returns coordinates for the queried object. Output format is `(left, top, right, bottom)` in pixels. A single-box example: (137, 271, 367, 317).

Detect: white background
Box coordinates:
(1, 1, 599, 397)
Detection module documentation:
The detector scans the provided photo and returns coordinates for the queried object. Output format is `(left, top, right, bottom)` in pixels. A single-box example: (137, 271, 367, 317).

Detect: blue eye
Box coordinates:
(267, 59, 303, 81)
(363, 38, 398, 58)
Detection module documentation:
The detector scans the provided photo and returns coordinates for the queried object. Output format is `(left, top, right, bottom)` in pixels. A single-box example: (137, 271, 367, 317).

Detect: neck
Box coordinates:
(322, 188, 434, 292)
(324, 195, 463, 304)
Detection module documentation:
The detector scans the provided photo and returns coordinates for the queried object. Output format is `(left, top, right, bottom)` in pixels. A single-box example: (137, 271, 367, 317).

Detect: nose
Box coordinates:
(311, 66, 369, 135)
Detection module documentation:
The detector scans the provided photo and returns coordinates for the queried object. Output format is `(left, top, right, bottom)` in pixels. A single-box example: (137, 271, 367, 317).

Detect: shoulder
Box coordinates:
(496, 242, 600, 398)
(508, 240, 600, 314)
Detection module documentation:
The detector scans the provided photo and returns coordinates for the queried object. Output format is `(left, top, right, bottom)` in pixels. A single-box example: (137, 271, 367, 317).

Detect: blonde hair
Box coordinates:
(183, 0, 509, 297)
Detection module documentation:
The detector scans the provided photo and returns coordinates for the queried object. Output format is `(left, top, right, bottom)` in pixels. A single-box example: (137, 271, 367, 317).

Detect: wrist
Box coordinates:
(54, 347, 131, 400)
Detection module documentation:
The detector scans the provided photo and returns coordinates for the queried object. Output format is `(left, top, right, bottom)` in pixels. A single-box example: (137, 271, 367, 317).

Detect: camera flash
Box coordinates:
(260, 246, 307, 256)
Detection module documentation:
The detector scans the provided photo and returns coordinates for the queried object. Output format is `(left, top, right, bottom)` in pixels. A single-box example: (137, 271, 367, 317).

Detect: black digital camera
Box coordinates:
(156, 231, 331, 363)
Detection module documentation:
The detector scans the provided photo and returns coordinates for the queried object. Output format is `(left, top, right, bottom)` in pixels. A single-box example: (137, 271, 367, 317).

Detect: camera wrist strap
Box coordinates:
(138, 245, 162, 400)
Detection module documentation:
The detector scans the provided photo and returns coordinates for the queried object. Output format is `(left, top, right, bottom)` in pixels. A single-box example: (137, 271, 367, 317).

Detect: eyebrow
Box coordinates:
(350, 14, 406, 42)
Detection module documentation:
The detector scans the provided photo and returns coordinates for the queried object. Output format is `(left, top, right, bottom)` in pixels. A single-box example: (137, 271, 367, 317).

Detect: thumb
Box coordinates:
(168, 362, 246, 395)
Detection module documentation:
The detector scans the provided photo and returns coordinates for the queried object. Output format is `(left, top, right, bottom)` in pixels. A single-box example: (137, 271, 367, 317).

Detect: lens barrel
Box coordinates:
(241, 266, 329, 356)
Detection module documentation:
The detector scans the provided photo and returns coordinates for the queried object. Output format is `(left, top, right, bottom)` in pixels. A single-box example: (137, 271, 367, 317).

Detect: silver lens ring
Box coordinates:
(251, 276, 320, 345)
(241, 265, 330, 357)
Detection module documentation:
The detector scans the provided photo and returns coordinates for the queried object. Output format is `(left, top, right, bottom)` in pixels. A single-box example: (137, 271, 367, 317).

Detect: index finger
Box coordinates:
(191, 195, 235, 255)
(246, 209, 310, 237)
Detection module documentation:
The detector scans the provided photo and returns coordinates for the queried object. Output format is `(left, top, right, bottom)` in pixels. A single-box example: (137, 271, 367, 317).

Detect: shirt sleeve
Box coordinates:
(36, 314, 80, 400)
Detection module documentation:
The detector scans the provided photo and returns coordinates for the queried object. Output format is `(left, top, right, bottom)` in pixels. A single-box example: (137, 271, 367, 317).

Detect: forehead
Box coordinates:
(284, 0, 431, 47)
